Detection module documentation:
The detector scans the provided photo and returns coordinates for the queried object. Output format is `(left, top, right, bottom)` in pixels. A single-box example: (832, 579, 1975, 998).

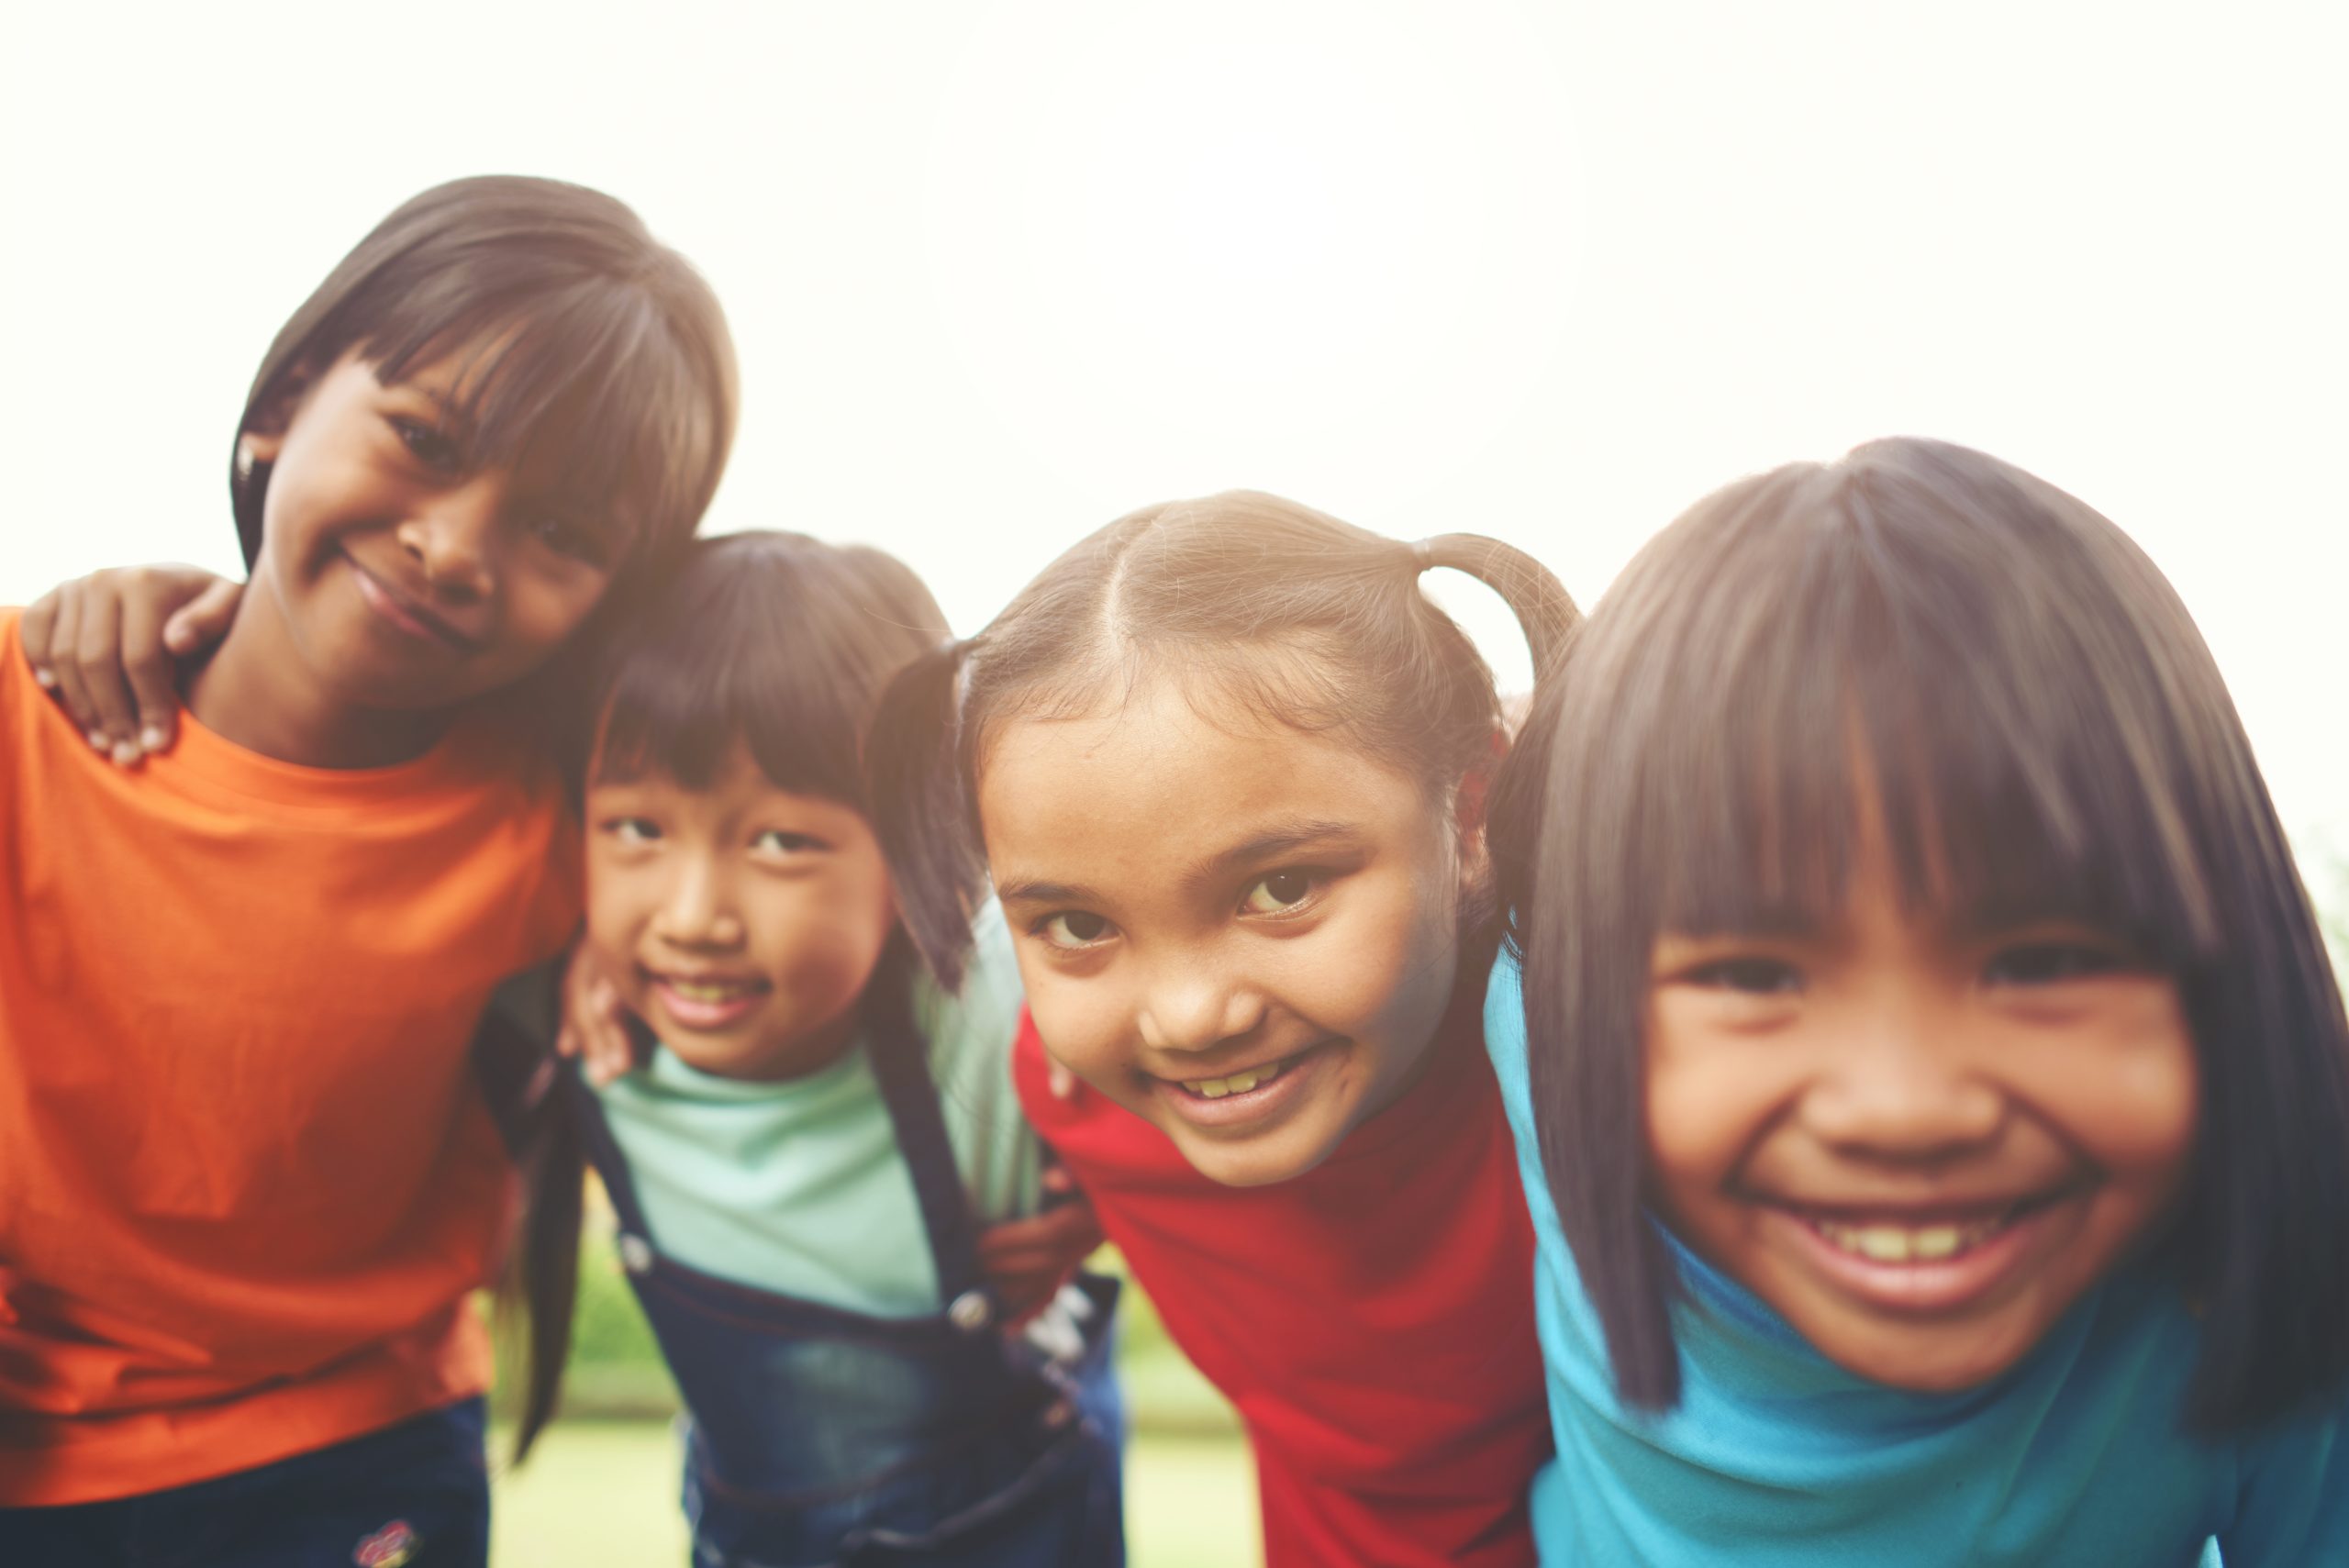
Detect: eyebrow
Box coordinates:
(1183, 819, 1367, 894)
(991, 819, 1370, 913)
(991, 876, 1107, 910)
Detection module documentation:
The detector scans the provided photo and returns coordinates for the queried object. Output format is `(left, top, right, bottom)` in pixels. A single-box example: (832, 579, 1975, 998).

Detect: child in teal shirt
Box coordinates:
(1486, 438, 2349, 1563)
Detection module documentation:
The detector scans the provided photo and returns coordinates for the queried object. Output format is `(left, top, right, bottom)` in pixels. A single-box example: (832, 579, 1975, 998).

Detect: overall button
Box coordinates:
(618, 1233, 655, 1274)
(947, 1289, 994, 1331)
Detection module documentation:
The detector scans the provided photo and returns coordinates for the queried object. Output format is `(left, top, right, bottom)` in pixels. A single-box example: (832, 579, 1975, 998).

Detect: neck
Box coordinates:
(185, 589, 451, 770)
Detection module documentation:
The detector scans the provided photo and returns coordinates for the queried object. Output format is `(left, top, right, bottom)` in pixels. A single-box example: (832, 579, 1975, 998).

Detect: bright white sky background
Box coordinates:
(4, 2, 2344, 892)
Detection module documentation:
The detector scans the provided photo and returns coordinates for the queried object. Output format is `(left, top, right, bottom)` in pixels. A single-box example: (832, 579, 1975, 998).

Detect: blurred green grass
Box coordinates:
(488, 1227, 1260, 1566)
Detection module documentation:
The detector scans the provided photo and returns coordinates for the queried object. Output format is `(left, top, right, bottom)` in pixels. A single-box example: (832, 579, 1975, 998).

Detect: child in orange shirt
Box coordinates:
(0, 175, 736, 1567)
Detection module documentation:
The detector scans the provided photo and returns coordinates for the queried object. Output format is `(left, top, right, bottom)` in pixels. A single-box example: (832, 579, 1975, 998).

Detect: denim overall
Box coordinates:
(565, 1021, 1125, 1568)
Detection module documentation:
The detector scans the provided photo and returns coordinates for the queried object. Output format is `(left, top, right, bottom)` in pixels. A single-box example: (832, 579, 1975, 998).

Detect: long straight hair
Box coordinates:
(866, 491, 1578, 990)
(502, 531, 949, 1462)
(1488, 436, 2349, 1430)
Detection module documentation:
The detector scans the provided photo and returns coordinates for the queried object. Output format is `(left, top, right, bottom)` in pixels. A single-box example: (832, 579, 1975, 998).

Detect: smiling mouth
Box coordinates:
(344, 549, 482, 651)
(644, 971, 772, 1029)
(1166, 1042, 1327, 1100)
(1775, 1186, 2077, 1266)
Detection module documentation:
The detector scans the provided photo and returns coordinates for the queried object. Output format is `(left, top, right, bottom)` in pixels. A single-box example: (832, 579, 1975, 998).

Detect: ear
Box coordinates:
(239, 360, 321, 466)
(1450, 730, 1508, 896)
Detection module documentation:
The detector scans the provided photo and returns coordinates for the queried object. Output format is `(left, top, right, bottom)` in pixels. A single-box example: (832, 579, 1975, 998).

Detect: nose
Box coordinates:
(395, 475, 504, 604)
(1798, 1012, 2007, 1164)
(650, 857, 746, 951)
(1136, 955, 1269, 1057)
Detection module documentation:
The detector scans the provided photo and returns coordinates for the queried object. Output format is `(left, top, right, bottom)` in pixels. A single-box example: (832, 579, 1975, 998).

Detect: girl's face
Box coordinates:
(586, 741, 899, 1081)
(1643, 836, 2199, 1393)
(242, 346, 621, 713)
(978, 673, 1478, 1187)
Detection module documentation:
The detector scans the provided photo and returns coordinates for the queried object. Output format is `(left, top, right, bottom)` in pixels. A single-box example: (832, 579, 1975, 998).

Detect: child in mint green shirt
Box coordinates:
(496, 531, 1123, 1568)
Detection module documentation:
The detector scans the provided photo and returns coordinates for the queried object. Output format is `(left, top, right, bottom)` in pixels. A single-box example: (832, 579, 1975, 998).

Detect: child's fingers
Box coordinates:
(1045, 1057, 1080, 1101)
(162, 576, 243, 658)
(977, 1203, 1105, 1275)
(41, 586, 108, 751)
(19, 585, 61, 690)
(579, 979, 637, 1085)
(117, 587, 184, 757)
(69, 590, 147, 765)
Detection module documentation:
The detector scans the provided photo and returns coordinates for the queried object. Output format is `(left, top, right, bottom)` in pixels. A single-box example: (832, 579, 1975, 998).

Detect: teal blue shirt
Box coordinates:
(593, 903, 1038, 1318)
(1485, 947, 2347, 1565)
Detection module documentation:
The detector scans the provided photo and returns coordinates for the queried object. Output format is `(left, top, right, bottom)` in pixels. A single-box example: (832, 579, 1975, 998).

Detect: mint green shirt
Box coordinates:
(594, 903, 1039, 1318)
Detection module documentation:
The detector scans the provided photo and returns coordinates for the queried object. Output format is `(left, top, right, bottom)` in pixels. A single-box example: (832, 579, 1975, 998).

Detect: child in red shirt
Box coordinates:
(870, 493, 1572, 1567)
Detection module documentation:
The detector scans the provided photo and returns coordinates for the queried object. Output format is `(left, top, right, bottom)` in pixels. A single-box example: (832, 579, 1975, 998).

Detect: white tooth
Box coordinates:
(1224, 1071, 1261, 1094)
(1197, 1079, 1230, 1099)
(1911, 1225, 1963, 1261)
(1854, 1226, 1913, 1262)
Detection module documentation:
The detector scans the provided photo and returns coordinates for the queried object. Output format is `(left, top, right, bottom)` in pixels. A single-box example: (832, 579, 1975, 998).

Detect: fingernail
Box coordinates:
(32, 667, 54, 689)
(111, 741, 141, 767)
(87, 731, 109, 752)
(141, 727, 169, 751)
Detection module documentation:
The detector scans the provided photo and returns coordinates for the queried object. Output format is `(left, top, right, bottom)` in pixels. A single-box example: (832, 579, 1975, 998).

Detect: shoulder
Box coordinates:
(0, 608, 28, 727)
(1481, 942, 1531, 1077)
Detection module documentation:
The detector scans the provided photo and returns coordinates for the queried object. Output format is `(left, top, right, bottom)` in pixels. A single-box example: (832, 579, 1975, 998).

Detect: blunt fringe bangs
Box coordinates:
(1495, 436, 2349, 1431)
(866, 490, 1577, 989)
(589, 530, 948, 809)
(232, 174, 737, 578)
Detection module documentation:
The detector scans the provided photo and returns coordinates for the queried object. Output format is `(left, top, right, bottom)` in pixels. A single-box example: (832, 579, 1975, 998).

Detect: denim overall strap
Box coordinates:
(860, 984, 994, 1325)
(565, 1059, 658, 1250)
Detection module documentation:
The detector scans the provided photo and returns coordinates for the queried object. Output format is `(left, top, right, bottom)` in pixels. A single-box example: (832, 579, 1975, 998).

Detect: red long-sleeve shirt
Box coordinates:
(1013, 985, 1551, 1568)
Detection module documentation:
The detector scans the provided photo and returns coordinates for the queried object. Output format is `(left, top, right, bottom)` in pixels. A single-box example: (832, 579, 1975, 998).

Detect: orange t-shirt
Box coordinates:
(0, 610, 582, 1506)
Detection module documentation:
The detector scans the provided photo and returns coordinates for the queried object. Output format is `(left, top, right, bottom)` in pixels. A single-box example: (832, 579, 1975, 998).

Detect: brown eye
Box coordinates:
(1687, 957, 1802, 995)
(389, 416, 462, 473)
(531, 514, 612, 567)
(1041, 911, 1114, 950)
(1241, 870, 1316, 914)
(1984, 941, 2125, 986)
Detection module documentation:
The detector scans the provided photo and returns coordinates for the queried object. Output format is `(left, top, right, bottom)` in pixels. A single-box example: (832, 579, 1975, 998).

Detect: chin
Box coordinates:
(1805, 1317, 2044, 1395)
(1168, 1125, 1340, 1190)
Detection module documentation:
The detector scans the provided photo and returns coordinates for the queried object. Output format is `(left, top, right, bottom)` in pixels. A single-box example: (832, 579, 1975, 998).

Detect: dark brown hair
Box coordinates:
(503, 530, 948, 1462)
(231, 174, 737, 588)
(868, 490, 1577, 989)
(1488, 436, 2349, 1430)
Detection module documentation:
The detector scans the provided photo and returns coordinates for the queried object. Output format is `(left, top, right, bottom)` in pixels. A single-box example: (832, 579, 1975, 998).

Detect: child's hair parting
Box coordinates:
(232, 174, 738, 587)
(868, 490, 1579, 991)
(1486, 435, 2349, 1431)
(503, 530, 949, 1462)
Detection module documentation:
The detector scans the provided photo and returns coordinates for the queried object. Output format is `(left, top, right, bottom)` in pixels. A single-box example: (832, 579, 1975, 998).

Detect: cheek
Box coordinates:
(497, 569, 609, 663)
(1312, 875, 1458, 1033)
(2063, 1006, 2201, 1184)
(583, 863, 648, 963)
(1641, 1012, 1776, 1196)
(768, 885, 894, 1001)
(1011, 958, 1131, 1080)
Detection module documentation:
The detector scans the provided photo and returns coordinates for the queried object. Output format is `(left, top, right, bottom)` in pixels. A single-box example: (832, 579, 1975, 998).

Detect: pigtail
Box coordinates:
(473, 990, 587, 1467)
(867, 638, 987, 993)
(506, 1084, 586, 1463)
(1410, 532, 1581, 954)
(1412, 533, 1580, 684)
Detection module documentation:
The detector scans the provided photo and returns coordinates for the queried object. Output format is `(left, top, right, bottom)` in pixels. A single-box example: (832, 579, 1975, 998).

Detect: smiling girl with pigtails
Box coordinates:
(866, 490, 1573, 1568)
(1485, 437, 2349, 1563)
